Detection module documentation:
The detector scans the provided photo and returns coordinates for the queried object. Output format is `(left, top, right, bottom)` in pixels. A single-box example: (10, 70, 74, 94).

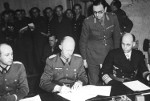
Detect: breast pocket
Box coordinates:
(7, 77, 18, 88)
(54, 67, 63, 76)
(106, 25, 114, 33)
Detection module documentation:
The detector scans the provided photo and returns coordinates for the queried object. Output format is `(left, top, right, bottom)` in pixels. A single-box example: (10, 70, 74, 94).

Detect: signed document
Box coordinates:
(58, 85, 111, 101)
(123, 80, 150, 91)
(19, 95, 41, 101)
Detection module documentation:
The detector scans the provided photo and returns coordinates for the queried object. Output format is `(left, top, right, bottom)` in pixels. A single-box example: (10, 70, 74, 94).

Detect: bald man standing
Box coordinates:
(40, 36, 88, 93)
(0, 43, 29, 101)
(101, 33, 150, 85)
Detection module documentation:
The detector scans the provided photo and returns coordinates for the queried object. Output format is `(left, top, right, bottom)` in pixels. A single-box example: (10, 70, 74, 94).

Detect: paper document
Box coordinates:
(19, 95, 41, 101)
(58, 85, 111, 101)
(123, 80, 150, 91)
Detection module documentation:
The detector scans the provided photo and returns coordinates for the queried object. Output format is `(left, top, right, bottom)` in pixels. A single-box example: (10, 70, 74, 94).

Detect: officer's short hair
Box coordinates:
(73, 3, 82, 10)
(55, 5, 63, 11)
(15, 9, 22, 14)
(48, 34, 58, 40)
(112, 0, 122, 9)
(132, 34, 136, 42)
(93, 0, 108, 8)
(43, 7, 53, 17)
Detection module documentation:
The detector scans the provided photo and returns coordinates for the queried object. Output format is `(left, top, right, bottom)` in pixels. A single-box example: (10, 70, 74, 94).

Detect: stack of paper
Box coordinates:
(123, 80, 150, 91)
(19, 95, 41, 101)
(58, 85, 111, 101)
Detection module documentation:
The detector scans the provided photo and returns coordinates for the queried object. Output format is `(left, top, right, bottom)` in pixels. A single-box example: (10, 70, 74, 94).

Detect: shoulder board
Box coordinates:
(13, 61, 22, 64)
(48, 54, 57, 59)
(73, 54, 81, 57)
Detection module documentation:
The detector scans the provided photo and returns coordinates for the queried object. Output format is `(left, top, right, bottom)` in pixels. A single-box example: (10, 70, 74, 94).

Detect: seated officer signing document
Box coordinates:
(40, 36, 88, 93)
(101, 33, 150, 85)
(0, 43, 29, 101)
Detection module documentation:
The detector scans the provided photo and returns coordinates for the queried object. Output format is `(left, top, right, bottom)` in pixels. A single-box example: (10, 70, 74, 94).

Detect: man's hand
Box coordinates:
(6, 94, 16, 101)
(83, 60, 88, 68)
(147, 74, 150, 81)
(71, 81, 83, 91)
(60, 85, 71, 94)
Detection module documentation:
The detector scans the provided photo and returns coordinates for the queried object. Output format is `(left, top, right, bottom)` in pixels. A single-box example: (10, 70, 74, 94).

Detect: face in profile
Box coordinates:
(0, 45, 13, 66)
(48, 36, 57, 47)
(93, 4, 105, 20)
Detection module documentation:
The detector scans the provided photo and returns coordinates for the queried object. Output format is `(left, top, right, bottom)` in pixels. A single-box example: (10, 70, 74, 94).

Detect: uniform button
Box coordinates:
(104, 36, 106, 37)
(66, 68, 68, 70)
(122, 76, 124, 78)
(5, 79, 7, 81)
(6, 86, 8, 89)
(105, 44, 107, 46)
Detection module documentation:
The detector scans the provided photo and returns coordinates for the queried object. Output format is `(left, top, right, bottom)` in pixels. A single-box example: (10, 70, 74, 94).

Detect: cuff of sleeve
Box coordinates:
(13, 94, 17, 101)
(102, 74, 112, 84)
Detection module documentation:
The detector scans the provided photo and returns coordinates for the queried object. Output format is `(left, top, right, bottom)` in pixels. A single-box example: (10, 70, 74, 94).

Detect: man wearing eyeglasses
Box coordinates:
(80, 0, 121, 85)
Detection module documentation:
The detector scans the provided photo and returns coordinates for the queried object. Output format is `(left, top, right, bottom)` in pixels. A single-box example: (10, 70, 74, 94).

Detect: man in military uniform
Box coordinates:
(72, 4, 85, 54)
(0, 43, 29, 101)
(40, 36, 88, 93)
(101, 33, 150, 85)
(41, 34, 60, 68)
(80, 0, 121, 85)
(110, 0, 133, 34)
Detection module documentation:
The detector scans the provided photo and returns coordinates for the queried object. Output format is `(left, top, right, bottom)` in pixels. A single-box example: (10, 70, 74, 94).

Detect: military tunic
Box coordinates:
(101, 48, 150, 84)
(40, 54, 88, 92)
(0, 61, 29, 101)
(80, 12, 121, 65)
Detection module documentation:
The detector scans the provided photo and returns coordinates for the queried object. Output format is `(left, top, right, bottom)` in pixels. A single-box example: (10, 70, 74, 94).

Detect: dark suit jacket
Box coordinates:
(101, 48, 148, 81)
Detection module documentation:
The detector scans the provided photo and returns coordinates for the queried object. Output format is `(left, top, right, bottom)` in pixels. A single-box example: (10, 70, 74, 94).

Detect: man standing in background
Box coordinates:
(80, 0, 121, 85)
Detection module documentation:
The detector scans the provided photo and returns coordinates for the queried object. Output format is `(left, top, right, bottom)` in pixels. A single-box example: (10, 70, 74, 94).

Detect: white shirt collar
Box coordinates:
(124, 51, 132, 59)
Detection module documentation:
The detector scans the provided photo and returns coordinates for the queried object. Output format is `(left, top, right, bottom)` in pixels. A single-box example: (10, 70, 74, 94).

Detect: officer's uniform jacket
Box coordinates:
(101, 48, 150, 84)
(40, 54, 88, 92)
(80, 12, 121, 65)
(0, 61, 29, 100)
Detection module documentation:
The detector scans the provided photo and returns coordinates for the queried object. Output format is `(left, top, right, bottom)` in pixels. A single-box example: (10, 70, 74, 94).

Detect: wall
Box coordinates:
(120, 0, 150, 58)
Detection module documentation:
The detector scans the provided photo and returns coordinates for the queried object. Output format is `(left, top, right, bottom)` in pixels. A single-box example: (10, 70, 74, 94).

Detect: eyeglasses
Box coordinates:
(93, 10, 104, 15)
